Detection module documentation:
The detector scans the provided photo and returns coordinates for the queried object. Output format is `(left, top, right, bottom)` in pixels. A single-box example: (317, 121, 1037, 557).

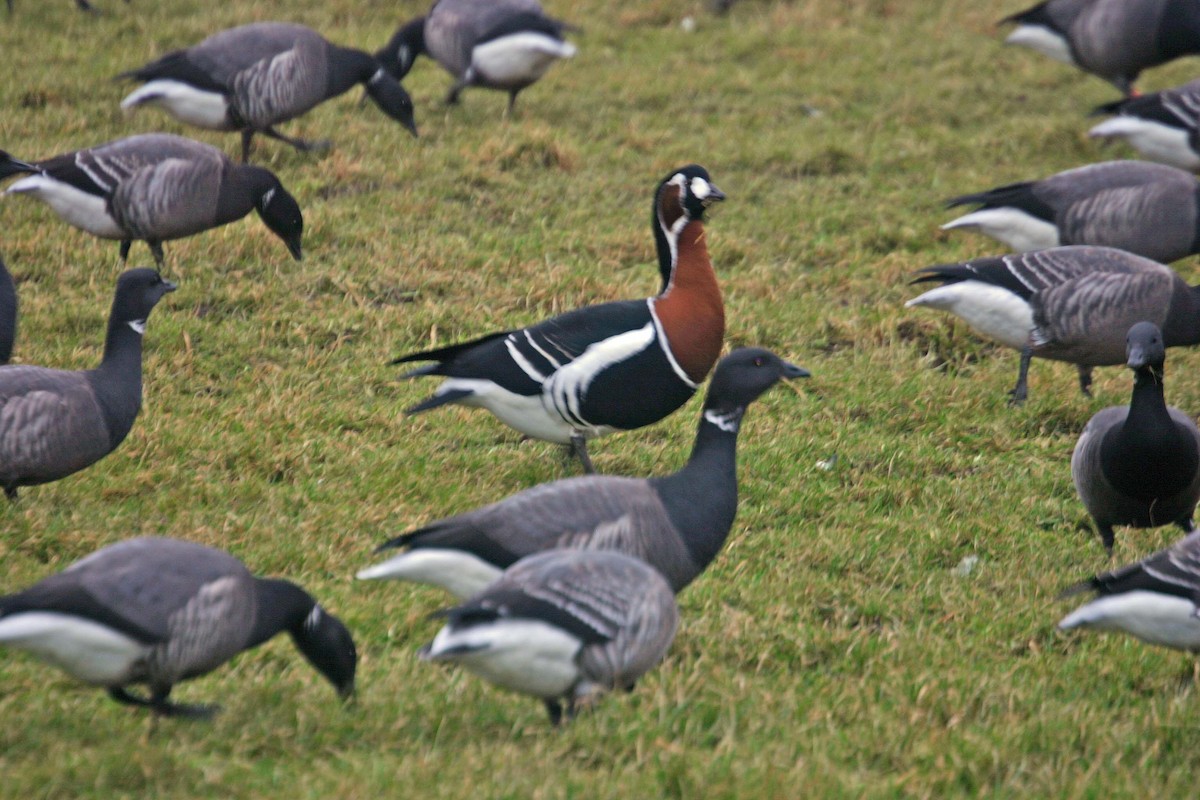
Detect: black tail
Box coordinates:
(0, 151, 38, 181)
(945, 180, 1055, 222)
(391, 330, 512, 368)
(1091, 98, 1130, 117)
(1056, 576, 1101, 600)
(406, 388, 474, 415)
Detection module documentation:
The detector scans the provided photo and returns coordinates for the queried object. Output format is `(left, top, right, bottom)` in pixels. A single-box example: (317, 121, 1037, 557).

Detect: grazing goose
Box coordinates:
(905, 246, 1200, 404)
(421, 549, 677, 725)
(0, 268, 174, 500)
(118, 22, 418, 163)
(1089, 79, 1200, 171)
(0, 257, 16, 365)
(359, 348, 808, 598)
(393, 165, 726, 473)
(0, 134, 303, 267)
(941, 161, 1200, 264)
(1002, 0, 1200, 96)
(1059, 528, 1200, 652)
(376, 0, 577, 113)
(1071, 322, 1200, 554)
(0, 537, 356, 717)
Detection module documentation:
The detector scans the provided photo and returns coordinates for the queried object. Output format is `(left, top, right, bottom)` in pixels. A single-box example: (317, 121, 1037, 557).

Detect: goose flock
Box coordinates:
(4, 0, 1200, 755)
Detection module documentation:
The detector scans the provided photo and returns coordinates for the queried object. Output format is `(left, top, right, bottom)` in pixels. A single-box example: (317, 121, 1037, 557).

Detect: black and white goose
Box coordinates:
(376, 0, 577, 113)
(1089, 78, 1200, 171)
(393, 164, 726, 472)
(359, 348, 807, 597)
(1071, 322, 1200, 554)
(0, 256, 17, 365)
(0, 268, 174, 500)
(420, 549, 677, 725)
(905, 246, 1200, 403)
(1059, 527, 1200, 652)
(941, 161, 1200, 264)
(0, 134, 303, 267)
(1002, 0, 1200, 96)
(0, 537, 356, 717)
(118, 22, 418, 163)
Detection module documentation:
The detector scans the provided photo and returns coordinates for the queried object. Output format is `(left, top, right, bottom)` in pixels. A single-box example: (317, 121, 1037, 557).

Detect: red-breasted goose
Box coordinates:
(1072, 322, 1200, 554)
(905, 246, 1200, 404)
(942, 161, 1200, 264)
(1089, 79, 1200, 171)
(1059, 527, 1200, 652)
(359, 348, 808, 597)
(1002, 0, 1200, 96)
(0, 537, 356, 718)
(421, 549, 677, 725)
(376, 0, 576, 114)
(0, 268, 174, 500)
(393, 164, 726, 472)
(118, 22, 417, 163)
(0, 133, 303, 267)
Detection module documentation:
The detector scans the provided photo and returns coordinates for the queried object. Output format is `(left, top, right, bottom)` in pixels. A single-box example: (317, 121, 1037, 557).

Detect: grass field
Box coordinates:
(4, 0, 1200, 796)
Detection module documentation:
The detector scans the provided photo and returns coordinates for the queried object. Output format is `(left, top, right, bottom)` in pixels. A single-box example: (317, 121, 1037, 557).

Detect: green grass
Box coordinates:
(4, 0, 1200, 796)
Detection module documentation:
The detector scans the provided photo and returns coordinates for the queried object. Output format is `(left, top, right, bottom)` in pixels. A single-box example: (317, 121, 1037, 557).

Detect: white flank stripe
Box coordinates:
(356, 549, 503, 599)
(506, 336, 547, 383)
(906, 280, 1034, 350)
(75, 154, 113, 194)
(0, 612, 146, 685)
(1059, 591, 1200, 650)
(547, 322, 659, 423)
(648, 300, 699, 388)
(941, 208, 1060, 254)
(523, 330, 563, 370)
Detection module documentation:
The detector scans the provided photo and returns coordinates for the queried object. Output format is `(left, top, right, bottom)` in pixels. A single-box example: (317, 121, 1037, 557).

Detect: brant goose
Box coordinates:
(0, 133, 303, 267)
(905, 246, 1200, 403)
(1072, 322, 1200, 554)
(393, 164, 726, 472)
(421, 549, 677, 725)
(1002, 0, 1200, 96)
(1059, 527, 1200, 651)
(359, 348, 807, 597)
(376, 0, 576, 114)
(0, 537, 356, 717)
(0, 257, 16, 365)
(942, 161, 1200, 264)
(119, 22, 418, 163)
(1089, 79, 1200, 171)
(0, 268, 174, 500)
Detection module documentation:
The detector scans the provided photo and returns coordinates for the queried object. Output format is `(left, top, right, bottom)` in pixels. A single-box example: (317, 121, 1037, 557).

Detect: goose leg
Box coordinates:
(1177, 516, 1196, 533)
(568, 432, 596, 474)
(262, 126, 333, 155)
(240, 130, 255, 163)
(445, 81, 466, 106)
(119, 240, 132, 264)
(147, 241, 164, 268)
(4, 486, 17, 501)
(1077, 365, 1093, 398)
(505, 90, 519, 118)
(75, 0, 97, 11)
(1098, 524, 1116, 557)
(544, 698, 563, 726)
(109, 686, 219, 719)
(1008, 346, 1033, 407)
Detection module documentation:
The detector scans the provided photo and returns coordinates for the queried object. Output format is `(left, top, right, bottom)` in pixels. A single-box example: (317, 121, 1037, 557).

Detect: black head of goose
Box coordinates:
(1002, 0, 1200, 96)
(1089, 78, 1200, 172)
(0, 134, 303, 266)
(942, 161, 1200, 264)
(359, 348, 808, 598)
(0, 256, 17, 365)
(391, 165, 726, 473)
(420, 549, 677, 725)
(1071, 321, 1200, 554)
(0, 537, 356, 717)
(906, 246, 1200, 404)
(377, 0, 577, 114)
(118, 22, 417, 163)
(1059, 527, 1200, 652)
(0, 268, 174, 501)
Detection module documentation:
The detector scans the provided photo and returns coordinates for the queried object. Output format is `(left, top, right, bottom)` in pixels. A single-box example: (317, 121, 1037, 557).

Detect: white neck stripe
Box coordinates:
(128, 319, 146, 335)
(647, 299, 697, 389)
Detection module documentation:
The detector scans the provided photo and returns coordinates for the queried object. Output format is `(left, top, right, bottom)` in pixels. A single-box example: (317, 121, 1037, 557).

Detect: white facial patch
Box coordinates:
(128, 319, 146, 335)
(689, 176, 712, 200)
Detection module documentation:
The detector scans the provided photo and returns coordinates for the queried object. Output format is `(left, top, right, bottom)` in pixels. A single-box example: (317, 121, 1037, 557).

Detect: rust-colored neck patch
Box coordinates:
(652, 220, 725, 384)
(657, 180, 684, 233)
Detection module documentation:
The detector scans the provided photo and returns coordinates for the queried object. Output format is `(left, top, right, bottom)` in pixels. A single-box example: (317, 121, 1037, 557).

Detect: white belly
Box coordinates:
(469, 33, 577, 88)
(434, 377, 598, 444)
(6, 176, 124, 238)
(1006, 25, 1075, 65)
(1088, 117, 1200, 172)
(425, 618, 582, 698)
(356, 548, 503, 599)
(906, 280, 1034, 350)
(120, 80, 233, 130)
(0, 612, 147, 685)
(941, 207, 1061, 253)
(1058, 592, 1200, 651)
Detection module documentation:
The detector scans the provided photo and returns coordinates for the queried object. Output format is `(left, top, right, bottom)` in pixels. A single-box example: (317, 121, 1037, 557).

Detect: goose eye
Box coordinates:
(753, 357, 765, 366)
